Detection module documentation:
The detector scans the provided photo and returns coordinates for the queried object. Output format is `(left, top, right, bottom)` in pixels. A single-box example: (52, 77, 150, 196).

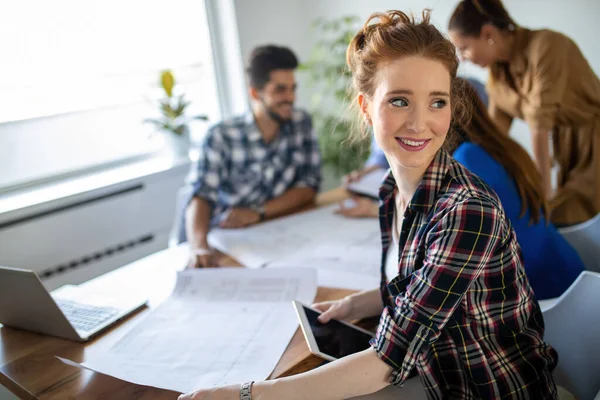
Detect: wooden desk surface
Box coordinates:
(0, 189, 354, 399)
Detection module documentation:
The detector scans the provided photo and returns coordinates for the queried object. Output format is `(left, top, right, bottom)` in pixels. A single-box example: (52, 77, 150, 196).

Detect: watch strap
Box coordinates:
(240, 381, 254, 400)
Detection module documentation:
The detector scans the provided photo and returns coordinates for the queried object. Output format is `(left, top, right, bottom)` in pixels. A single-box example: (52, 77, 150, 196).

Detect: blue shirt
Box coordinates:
(453, 142, 584, 299)
(185, 109, 321, 225)
(365, 137, 389, 170)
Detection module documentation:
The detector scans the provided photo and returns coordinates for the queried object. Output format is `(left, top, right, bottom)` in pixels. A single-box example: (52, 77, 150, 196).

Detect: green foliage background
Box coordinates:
(300, 16, 370, 177)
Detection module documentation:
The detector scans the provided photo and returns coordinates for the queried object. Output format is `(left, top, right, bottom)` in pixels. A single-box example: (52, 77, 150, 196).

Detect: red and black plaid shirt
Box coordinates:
(371, 151, 558, 399)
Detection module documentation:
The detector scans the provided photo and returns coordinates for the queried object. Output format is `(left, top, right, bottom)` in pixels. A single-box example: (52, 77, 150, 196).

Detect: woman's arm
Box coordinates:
(253, 348, 393, 400)
(531, 129, 552, 199)
(259, 290, 387, 399)
(179, 290, 389, 400)
(488, 98, 513, 136)
(346, 289, 384, 320)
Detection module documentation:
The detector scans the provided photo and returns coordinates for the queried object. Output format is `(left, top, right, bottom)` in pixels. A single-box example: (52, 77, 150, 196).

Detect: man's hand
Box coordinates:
(187, 247, 217, 268)
(219, 208, 260, 229)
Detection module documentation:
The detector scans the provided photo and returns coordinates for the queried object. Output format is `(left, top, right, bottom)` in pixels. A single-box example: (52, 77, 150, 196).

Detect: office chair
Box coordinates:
(543, 271, 600, 400)
(558, 213, 600, 273)
(169, 186, 193, 247)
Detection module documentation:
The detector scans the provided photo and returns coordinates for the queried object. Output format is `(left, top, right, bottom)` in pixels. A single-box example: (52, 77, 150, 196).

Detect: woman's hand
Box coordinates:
(335, 197, 378, 218)
(312, 297, 355, 323)
(314, 290, 384, 324)
(178, 384, 239, 400)
(343, 169, 367, 185)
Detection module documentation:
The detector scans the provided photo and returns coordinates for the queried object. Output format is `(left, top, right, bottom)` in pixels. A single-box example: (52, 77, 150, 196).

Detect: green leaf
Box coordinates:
(172, 124, 188, 136)
(160, 101, 177, 119)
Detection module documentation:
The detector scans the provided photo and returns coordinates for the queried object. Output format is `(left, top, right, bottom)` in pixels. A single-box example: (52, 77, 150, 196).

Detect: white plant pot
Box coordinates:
(164, 131, 191, 159)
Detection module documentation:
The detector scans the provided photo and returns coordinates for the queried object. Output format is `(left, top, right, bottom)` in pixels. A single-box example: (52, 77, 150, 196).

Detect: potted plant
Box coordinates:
(144, 70, 208, 158)
(301, 16, 370, 187)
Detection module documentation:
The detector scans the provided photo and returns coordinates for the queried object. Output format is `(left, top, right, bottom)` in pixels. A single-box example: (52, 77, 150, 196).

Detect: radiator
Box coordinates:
(0, 160, 189, 291)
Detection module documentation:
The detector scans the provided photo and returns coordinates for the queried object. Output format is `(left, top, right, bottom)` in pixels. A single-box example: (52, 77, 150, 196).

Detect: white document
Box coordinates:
(171, 267, 317, 303)
(62, 268, 317, 394)
(267, 229, 382, 291)
(346, 168, 388, 199)
(208, 205, 382, 279)
(270, 266, 380, 292)
(208, 206, 343, 268)
(208, 205, 382, 291)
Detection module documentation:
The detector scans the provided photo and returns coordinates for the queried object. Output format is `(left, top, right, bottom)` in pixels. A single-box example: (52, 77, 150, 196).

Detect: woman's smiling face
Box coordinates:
(360, 55, 452, 172)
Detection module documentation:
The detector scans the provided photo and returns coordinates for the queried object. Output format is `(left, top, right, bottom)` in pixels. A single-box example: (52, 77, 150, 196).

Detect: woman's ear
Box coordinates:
(480, 23, 497, 44)
(358, 93, 372, 126)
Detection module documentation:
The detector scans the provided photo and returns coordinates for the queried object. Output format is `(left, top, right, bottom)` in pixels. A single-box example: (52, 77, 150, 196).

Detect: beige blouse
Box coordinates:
(487, 27, 600, 225)
(488, 27, 600, 134)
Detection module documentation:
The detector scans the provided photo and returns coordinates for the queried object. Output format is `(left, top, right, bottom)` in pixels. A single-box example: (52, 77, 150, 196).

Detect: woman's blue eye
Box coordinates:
(391, 98, 408, 107)
(432, 99, 447, 109)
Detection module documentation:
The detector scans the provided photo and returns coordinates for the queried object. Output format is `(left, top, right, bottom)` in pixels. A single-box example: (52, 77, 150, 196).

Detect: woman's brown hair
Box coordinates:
(346, 10, 468, 146)
(456, 79, 548, 224)
(448, 0, 517, 37)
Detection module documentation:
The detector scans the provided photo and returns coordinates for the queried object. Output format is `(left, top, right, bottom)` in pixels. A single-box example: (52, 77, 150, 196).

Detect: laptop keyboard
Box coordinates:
(55, 299, 120, 334)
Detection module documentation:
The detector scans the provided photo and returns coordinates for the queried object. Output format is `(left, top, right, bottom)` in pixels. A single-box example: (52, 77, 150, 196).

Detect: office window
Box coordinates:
(0, 0, 220, 190)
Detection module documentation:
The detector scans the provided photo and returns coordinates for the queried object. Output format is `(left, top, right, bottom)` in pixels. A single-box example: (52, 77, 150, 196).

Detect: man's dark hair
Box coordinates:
(246, 45, 299, 89)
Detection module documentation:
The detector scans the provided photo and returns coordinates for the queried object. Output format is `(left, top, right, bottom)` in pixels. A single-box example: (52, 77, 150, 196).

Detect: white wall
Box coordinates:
(234, 0, 313, 108)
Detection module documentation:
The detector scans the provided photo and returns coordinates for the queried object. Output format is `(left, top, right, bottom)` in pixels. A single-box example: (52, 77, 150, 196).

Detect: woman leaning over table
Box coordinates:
(448, 0, 600, 227)
(179, 9, 557, 400)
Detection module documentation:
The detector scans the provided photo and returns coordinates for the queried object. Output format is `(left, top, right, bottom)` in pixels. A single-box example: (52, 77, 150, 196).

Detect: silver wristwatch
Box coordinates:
(240, 381, 254, 400)
(252, 204, 266, 221)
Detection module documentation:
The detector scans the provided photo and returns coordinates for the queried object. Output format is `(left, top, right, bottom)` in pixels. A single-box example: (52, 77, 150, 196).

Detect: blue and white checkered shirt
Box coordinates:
(186, 109, 321, 225)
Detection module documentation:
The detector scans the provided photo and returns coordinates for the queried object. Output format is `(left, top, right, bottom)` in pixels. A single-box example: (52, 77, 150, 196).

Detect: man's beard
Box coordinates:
(260, 98, 293, 126)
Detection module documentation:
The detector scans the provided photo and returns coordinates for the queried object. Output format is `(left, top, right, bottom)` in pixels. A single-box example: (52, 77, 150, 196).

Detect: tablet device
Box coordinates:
(293, 300, 374, 362)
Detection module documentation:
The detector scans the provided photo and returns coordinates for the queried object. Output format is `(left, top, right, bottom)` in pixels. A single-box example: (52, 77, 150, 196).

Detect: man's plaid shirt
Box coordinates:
(186, 109, 321, 225)
(371, 150, 558, 399)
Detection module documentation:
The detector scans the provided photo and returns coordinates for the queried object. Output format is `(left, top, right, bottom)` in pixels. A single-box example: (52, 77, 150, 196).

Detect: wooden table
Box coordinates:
(0, 189, 354, 399)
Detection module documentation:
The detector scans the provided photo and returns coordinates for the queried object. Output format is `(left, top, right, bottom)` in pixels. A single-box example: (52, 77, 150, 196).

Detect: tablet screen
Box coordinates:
(303, 306, 373, 359)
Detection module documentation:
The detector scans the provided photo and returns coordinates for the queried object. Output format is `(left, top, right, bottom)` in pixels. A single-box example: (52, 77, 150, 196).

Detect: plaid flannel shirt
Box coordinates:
(372, 150, 558, 399)
(186, 109, 321, 225)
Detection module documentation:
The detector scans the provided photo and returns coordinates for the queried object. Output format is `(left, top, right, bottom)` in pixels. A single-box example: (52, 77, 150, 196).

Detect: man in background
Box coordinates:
(184, 45, 321, 268)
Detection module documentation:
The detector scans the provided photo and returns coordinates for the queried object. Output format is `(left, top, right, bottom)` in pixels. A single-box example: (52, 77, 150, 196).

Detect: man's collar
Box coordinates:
(245, 110, 292, 142)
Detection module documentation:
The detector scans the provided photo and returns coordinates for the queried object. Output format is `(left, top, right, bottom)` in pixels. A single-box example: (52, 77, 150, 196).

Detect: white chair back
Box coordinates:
(558, 213, 600, 273)
(543, 271, 600, 400)
(169, 186, 193, 246)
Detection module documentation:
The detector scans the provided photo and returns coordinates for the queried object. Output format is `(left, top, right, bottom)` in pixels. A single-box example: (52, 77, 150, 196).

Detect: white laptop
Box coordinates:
(0, 266, 147, 342)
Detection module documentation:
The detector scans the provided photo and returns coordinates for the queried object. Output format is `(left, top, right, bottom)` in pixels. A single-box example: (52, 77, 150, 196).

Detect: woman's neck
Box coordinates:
(389, 162, 427, 206)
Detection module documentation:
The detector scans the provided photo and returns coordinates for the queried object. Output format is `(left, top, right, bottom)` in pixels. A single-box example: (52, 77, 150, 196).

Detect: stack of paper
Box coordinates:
(61, 267, 316, 394)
